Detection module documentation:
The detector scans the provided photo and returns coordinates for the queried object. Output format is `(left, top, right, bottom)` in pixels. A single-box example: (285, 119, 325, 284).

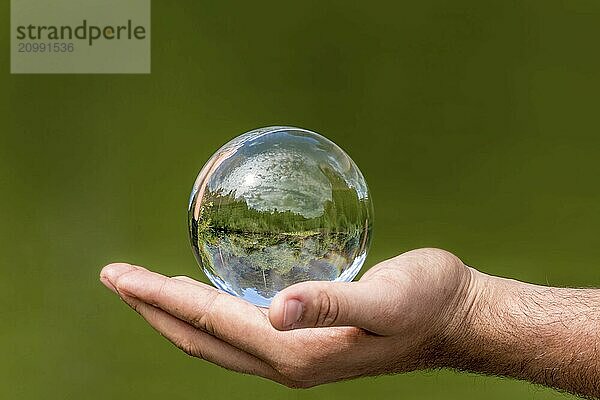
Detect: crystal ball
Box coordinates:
(188, 126, 373, 307)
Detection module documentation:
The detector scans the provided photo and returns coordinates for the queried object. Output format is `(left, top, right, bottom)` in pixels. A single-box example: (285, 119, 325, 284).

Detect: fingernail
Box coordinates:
(283, 299, 304, 329)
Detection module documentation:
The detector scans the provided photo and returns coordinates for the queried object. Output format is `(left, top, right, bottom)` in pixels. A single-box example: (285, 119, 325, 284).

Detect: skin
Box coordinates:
(100, 248, 600, 397)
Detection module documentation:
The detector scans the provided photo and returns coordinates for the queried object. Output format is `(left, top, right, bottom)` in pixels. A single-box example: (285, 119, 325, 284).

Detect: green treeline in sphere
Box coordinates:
(188, 126, 373, 307)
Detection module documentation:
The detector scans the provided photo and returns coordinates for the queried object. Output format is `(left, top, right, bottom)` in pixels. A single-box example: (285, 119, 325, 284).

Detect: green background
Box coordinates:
(2, 0, 599, 399)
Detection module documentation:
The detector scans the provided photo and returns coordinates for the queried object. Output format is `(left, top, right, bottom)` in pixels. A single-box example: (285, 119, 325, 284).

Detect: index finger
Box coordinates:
(101, 263, 283, 361)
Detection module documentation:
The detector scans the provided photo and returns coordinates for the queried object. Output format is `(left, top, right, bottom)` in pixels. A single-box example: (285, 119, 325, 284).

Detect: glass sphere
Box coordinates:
(188, 126, 373, 307)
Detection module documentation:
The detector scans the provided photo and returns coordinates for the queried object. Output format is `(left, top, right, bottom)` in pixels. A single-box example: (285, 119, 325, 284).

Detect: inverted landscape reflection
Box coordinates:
(189, 127, 373, 307)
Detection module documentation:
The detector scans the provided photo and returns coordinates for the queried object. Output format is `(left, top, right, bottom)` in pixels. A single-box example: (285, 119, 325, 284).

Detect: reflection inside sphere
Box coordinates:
(188, 126, 373, 307)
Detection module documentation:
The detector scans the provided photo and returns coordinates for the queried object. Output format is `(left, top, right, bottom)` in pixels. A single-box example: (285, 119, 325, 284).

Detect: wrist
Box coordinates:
(427, 265, 505, 370)
(431, 267, 548, 374)
(416, 256, 600, 398)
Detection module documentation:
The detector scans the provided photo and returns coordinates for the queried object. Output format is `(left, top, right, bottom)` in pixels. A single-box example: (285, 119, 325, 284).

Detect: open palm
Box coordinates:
(100, 248, 472, 388)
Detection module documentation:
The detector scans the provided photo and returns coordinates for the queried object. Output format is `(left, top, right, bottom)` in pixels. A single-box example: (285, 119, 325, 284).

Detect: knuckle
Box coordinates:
(188, 291, 220, 334)
(421, 248, 469, 286)
(420, 248, 464, 270)
(177, 337, 200, 358)
(396, 248, 467, 285)
(315, 289, 340, 327)
(154, 277, 169, 302)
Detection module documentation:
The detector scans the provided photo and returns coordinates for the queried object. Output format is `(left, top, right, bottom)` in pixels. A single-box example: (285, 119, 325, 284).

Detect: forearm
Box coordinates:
(440, 268, 600, 398)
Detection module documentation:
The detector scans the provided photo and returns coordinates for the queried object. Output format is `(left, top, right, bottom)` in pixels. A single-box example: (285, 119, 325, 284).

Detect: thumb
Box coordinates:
(268, 280, 396, 334)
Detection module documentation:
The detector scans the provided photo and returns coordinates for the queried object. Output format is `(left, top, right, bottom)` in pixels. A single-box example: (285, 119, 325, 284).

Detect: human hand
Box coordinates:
(99, 248, 475, 388)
